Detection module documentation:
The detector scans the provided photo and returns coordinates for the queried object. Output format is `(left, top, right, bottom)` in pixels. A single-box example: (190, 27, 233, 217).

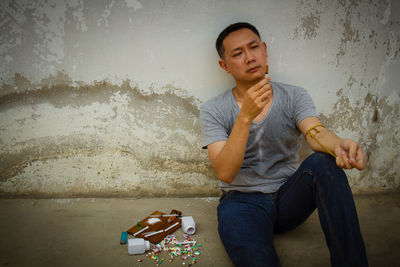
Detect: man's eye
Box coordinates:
(233, 52, 242, 57)
(251, 45, 259, 49)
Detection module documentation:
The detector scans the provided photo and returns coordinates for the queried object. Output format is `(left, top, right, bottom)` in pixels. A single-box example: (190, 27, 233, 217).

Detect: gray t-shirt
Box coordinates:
(199, 81, 318, 193)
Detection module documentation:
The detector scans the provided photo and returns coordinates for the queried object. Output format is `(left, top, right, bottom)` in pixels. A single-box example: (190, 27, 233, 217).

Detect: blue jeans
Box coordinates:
(217, 153, 368, 267)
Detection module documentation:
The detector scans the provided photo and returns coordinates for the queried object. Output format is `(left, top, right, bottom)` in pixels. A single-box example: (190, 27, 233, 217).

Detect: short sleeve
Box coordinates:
(293, 87, 318, 126)
(199, 103, 229, 149)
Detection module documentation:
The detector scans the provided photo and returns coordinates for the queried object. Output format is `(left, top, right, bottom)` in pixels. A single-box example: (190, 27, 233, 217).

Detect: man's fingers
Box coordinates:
(258, 85, 273, 100)
(354, 148, 365, 170)
(248, 83, 272, 106)
(248, 77, 269, 93)
(348, 141, 358, 162)
(342, 140, 365, 170)
(334, 139, 365, 170)
(341, 151, 352, 169)
(336, 156, 344, 168)
(336, 156, 341, 168)
(336, 146, 351, 169)
(335, 147, 344, 168)
(242, 77, 272, 120)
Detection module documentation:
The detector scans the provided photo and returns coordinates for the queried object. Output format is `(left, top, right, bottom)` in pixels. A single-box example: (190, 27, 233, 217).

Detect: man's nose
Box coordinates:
(244, 49, 256, 63)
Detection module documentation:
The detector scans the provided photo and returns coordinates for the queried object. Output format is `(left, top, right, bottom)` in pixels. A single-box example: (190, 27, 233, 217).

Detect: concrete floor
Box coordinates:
(0, 193, 399, 267)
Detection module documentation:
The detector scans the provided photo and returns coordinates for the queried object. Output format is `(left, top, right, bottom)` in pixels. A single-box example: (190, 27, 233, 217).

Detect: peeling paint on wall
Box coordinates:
(0, 73, 217, 197)
(293, 0, 323, 39)
(320, 89, 399, 192)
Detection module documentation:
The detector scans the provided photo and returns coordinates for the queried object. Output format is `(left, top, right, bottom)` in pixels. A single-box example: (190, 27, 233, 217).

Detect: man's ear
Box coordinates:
(219, 59, 230, 73)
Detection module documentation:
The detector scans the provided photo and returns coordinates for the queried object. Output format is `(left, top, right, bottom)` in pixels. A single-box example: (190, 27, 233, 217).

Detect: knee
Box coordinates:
(303, 152, 348, 185)
(304, 152, 335, 166)
(304, 152, 339, 172)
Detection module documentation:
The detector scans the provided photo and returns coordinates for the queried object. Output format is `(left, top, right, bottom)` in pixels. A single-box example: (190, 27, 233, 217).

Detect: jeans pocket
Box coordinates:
(219, 190, 236, 203)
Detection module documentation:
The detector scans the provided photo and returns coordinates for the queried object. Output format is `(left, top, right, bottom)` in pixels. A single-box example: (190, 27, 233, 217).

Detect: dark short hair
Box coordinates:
(215, 22, 261, 59)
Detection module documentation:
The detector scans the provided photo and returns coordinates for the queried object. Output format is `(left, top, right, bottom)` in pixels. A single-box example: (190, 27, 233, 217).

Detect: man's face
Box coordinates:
(219, 28, 267, 84)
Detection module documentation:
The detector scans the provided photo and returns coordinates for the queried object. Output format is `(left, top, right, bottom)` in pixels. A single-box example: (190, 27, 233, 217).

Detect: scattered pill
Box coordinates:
(132, 235, 201, 265)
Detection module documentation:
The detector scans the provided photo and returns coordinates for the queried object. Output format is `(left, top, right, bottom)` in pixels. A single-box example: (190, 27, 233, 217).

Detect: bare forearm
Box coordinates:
(300, 118, 365, 170)
(305, 127, 341, 156)
(212, 113, 252, 183)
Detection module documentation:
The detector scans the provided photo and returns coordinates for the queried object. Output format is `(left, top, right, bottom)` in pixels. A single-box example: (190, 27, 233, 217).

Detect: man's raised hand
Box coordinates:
(240, 76, 273, 121)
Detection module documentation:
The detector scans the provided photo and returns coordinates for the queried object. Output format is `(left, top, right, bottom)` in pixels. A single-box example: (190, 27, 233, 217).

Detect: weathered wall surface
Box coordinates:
(0, 0, 399, 197)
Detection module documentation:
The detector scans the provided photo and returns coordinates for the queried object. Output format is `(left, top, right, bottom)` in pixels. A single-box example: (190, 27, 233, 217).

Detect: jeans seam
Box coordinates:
(316, 179, 345, 264)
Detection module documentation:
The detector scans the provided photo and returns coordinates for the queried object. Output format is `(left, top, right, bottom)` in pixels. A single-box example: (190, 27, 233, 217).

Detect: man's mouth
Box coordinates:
(247, 66, 260, 73)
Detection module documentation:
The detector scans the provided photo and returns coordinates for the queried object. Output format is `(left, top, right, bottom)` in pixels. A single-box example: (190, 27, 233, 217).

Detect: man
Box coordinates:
(199, 22, 368, 267)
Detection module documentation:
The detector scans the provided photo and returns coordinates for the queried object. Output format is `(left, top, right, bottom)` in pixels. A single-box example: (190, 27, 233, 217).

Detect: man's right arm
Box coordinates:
(207, 113, 252, 183)
(207, 77, 272, 183)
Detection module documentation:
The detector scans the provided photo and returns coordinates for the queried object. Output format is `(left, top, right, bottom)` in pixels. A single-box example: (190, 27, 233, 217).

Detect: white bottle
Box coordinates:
(181, 216, 196, 235)
(128, 238, 150, 255)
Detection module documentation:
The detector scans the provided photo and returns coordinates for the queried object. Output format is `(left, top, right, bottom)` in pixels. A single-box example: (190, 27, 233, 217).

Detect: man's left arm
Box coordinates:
(298, 116, 365, 170)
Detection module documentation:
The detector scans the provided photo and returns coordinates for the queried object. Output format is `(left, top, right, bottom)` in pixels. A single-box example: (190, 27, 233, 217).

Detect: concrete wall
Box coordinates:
(0, 0, 399, 197)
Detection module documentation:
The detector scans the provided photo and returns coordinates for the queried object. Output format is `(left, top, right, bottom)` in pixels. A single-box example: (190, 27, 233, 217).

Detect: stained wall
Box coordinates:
(0, 0, 399, 197)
